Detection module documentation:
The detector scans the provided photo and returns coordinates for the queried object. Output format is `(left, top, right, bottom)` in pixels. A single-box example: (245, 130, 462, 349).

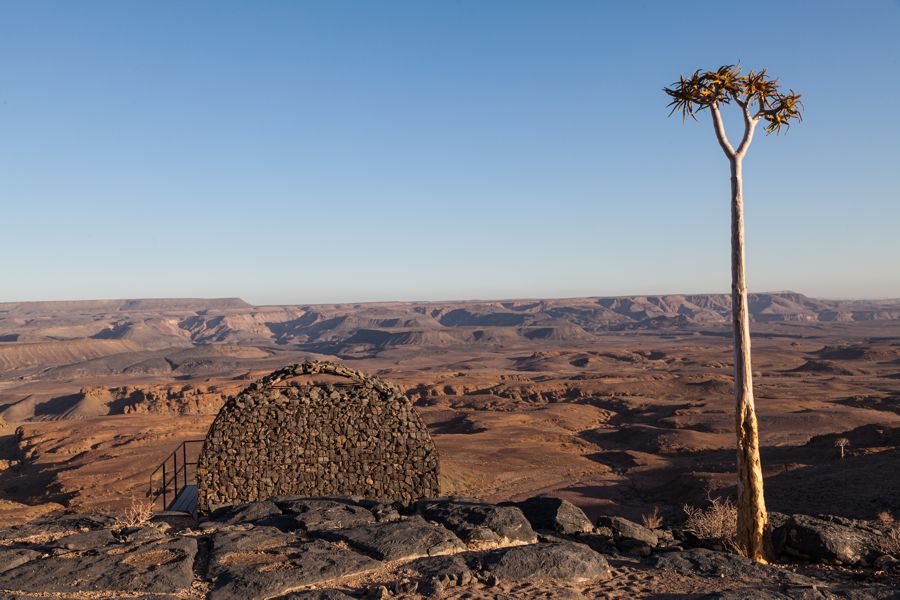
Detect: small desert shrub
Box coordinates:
(113, 497, 154, 530)
(642, 506, 663, 529)
(683, 495, 738, 551)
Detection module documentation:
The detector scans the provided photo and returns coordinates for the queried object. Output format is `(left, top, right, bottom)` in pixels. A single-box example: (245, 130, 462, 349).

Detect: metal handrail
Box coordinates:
(147, 439, 205, 511)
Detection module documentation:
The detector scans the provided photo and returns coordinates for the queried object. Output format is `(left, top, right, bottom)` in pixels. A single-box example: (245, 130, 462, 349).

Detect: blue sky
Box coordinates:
(1, 1, 898, 305)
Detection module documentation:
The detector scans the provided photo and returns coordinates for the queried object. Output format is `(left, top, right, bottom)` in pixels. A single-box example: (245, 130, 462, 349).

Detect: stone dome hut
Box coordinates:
(196, 361, 440, 512)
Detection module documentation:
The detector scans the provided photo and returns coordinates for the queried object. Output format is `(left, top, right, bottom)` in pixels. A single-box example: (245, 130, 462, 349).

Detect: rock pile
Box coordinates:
(196, 361, 440, 512)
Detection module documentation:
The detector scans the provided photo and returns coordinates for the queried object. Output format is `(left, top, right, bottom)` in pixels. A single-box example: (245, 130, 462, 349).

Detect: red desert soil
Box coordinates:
(1, 294, 900, 525)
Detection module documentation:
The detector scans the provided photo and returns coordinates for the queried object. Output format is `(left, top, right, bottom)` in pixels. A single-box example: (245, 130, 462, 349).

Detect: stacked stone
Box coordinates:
(196, 361, 440, 513)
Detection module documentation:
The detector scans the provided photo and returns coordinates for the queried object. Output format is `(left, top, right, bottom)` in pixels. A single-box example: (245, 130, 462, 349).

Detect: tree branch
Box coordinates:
(753, 107, 779, 119)
(709, 103, 735, 159)
(736, 102, 759, 157)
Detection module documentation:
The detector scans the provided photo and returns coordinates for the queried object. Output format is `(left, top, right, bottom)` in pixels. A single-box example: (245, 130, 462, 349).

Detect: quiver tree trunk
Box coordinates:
(730, 157, 769, 561)
(665, 67, 802, 564)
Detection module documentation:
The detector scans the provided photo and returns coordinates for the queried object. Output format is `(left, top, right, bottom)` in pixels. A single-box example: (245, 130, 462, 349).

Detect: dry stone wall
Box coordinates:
(196, 361, 440, 512)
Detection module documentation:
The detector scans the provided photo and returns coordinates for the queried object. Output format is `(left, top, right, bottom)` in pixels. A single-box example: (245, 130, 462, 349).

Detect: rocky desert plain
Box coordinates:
(2, 292, 900, 599)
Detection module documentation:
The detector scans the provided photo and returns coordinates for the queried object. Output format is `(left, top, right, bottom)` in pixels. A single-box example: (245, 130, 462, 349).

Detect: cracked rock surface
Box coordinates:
(0, 495, 898, 599)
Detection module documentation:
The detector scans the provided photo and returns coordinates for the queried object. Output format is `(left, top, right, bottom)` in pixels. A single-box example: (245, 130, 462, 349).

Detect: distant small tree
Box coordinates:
(835, 437, 850, 459)
(663, 65, 802, 562)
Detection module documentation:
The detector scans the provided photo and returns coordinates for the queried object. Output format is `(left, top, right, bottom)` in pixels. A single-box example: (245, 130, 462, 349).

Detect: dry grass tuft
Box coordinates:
(683, 495, 737, 551)
(112, 497, 155, 530)
(641, 506, 663, 529)
(122, 548, 179, 567)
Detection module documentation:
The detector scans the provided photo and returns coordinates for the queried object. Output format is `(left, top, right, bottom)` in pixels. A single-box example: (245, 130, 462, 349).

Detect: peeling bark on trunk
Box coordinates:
(730, 156, 769, 562)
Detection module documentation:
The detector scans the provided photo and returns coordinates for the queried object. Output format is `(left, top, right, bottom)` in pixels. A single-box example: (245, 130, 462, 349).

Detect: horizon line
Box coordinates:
(3, 289, 899, 308)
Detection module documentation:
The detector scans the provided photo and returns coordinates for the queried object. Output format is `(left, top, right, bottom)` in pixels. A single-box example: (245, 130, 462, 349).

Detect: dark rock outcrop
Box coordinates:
(1, 498, 892, 598)
(321, 515, 465, 561)
(0, 536, 197, 595)
(651, 548, 813, 587)
(595, 515, 659, 554)
(280, 498, 377, 532)
(404, 554, 475, 596)
(415, 498, 537, 545)
(509, 496, 593, 535)
(480, 541, 611, 583)
(773, 514, 879, 565)
(207, 538, 381, 600)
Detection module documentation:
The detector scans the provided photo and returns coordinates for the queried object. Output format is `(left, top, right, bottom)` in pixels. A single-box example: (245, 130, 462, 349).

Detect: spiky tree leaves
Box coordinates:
(664, 65, 803, 134)
(664, 65, 802, 562)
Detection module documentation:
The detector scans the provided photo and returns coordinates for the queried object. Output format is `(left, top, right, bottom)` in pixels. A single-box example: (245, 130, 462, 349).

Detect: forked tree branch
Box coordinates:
(736, 103, 759, 158)
(709, 103, 736, 159)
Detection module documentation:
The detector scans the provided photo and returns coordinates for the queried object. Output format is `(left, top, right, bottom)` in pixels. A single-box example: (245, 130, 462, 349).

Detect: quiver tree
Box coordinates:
(664, 65, 802, 562)
(835, 437, 850, 460)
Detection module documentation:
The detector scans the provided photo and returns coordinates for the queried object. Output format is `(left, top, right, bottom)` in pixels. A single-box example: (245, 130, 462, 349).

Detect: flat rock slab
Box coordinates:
(702, 588, 830, 600)
(509, 497, 593, 535)
(0, 536, 197, 594)
(0, 549, 42, 575)
(416, 499, 537, 545)
(119, 525, 171, 544)
(283, 499, 376, 532)
(480, 541, 610, 583)
(209, 526, 299, 576)
(277, 590, 357, 599)
(0, 516, 114, 542)
(46, 528, 117, 551)
(208, 538, 381, 600)
(324, 516, 465, 562)
(214, 500, 283, 525)
(838, 589, 900, 600)
(651, 549, 812, 586)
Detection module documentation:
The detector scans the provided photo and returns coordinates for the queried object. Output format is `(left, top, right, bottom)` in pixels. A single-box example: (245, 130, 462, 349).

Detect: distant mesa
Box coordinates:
(815, 344, 900, 362)
(0, 297, 251, 314)
(2, 292, 900, 382)
(789, 360, 861, 376)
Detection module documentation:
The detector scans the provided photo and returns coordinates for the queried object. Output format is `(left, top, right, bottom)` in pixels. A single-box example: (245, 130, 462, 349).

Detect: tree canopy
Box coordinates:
(664, 64, 803, 135)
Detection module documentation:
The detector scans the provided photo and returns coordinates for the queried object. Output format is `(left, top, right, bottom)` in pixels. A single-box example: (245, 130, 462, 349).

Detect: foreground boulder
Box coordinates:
(651, 548, 816, 589)
(402, 554, 475, 595)
(415, 498, 537, 545)
(595, 515, 659, 554)
(480, 541, 611, 583)
(773, 514, 878, 565)
(321, 515, 466, 561)
(508, 496, 593, 535)
(280, 498, 377, 532)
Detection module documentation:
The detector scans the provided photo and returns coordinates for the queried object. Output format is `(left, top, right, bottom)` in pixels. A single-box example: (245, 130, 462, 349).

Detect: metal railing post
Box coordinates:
(172, 450, 179, 504)
(147, 439, 204, 513)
